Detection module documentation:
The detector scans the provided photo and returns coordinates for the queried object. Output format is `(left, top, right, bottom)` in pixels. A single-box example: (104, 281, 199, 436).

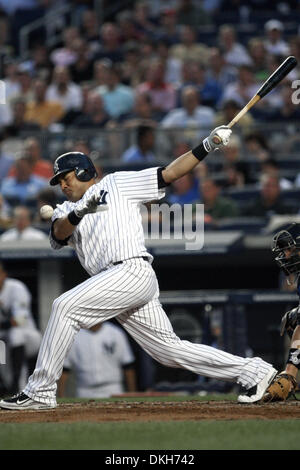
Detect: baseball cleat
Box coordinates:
(0, 392, 56, 410)
(237, 367, 278, 404)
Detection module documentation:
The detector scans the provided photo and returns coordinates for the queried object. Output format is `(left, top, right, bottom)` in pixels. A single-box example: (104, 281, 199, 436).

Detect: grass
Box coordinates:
(0, 395, 299, 451)
(1, 420, 300, 450)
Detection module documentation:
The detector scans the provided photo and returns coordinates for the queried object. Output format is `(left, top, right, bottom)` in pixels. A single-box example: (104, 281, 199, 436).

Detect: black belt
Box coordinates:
(113, 256, 149, 266)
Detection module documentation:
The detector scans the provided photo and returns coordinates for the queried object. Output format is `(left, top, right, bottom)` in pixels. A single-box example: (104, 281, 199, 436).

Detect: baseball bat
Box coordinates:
(213, 55, 298, 144)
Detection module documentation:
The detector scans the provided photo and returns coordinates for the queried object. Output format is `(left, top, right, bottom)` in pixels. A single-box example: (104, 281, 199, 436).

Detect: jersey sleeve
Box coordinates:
(49, 200, 76, 250)
(113, 167, 166, 203)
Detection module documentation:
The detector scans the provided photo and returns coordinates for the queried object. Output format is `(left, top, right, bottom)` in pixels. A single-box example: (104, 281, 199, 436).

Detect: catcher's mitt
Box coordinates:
(262, 373, 298, 402)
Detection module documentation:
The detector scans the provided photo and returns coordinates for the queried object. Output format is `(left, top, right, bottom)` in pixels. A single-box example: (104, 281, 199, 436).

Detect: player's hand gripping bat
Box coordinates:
(212, 56, 298, 144)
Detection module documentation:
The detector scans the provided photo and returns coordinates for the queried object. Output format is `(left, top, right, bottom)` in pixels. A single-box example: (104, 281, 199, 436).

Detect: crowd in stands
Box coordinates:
(0, 0, 300, 234)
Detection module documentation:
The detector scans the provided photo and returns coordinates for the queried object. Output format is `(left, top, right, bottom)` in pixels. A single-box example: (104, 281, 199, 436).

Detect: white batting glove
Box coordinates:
(203, 126, 232, 152)
(74, 193, 108, 218)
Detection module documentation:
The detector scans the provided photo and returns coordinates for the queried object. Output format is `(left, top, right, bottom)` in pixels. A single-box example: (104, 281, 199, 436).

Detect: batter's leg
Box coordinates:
(24, 259, 157, 406)
(117, 298, 275, 390)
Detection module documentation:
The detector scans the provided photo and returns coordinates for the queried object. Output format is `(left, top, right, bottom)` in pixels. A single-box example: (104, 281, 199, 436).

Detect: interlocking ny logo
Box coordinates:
(0, 340, 6, 364)
(0, 81, 6, 105)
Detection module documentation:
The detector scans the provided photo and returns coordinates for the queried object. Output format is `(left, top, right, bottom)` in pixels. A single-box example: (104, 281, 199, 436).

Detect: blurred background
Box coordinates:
(0, 0, 300, 397)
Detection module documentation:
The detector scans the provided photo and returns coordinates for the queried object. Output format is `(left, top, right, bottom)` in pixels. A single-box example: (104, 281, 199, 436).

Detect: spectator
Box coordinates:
(207, 47, 237, 89)
(169, 25, 209, 65)
(92, 58, 112, 88)
(96, 64, 134, 120)
(0, 133, 14, 182)
(122, 92, 161, 127)
(135, 58, 176, 117)
(157, 8, 180, 46)
(15, 63, 34, 103)
(220, 134, 253, 184)
(133, 1, 157, 39)
(121, 125, 157, 164)
(156, 39, 182, 85)
(175, 0, 211, 26)
(119, 42, 143, 88)
(244, 132, 270, 162)
(267, 81, 300, 123)
(27, 44, 53, 79)
(222, 65, 260, 108)
(263, 19, 290, 57)
(176, 59, 223, 108)
(73, 91, 109, 128)
(22, 137, 53, 179)
(24, 78, 64, 129)
(93, 22, 124, 63)
(218, 25, 252, 67)
(0, 205, 47, 241)
(2, 59, 21, 101)
(0, 194, 12, 230)
(0, 261, 42, 394)
(50, 26, 80, 67)
(57, 321, 137, 399)
(259, 158, 293, 190)
(46, 65, 83, 113)
(69, 37, 94, 84)
(80, 9, 100, 56)
(161, 85, 215, 141)
(116, 9, 143, 44)
(214, 99, 254, 135)
(3, 96, 41, 138)
(243, 174, 295, 218)
(248, 38, 269, 82)
(1, 155, 48, 208)
(198, 177, 239, 224)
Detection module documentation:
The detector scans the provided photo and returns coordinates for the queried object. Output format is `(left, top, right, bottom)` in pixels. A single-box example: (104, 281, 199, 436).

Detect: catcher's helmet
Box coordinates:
(50, 152, 97, 186)
(272, 223, 300, 276)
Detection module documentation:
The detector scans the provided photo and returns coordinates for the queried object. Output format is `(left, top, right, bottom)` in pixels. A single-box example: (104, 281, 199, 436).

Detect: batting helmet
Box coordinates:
(272, 223, 300, 276)
(50, 152, 97, 186)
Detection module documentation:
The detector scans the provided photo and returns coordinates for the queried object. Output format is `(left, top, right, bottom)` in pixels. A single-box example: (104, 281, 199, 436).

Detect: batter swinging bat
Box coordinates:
(213, 55, 298, 144)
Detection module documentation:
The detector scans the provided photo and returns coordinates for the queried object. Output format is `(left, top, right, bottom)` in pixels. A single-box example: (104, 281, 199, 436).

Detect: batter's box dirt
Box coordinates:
(0, 400, 300, 423)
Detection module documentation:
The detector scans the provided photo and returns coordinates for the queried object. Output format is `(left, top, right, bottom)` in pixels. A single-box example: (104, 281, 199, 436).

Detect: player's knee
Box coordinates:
(52, 294, 73, 317)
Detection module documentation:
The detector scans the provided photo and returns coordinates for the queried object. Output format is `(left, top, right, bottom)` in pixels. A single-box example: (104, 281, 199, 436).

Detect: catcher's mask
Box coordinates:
(50, 152, 97, 186)
(272, 223, 300, 276)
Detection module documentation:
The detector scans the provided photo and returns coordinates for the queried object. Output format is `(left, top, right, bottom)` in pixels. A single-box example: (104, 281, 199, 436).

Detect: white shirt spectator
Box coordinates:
(63, 322, 135, 398)
(223, 43, 253, 67)
(46, 82, 83, 112)
(0, 227, 47, 241)
(161, 105, 215, 137)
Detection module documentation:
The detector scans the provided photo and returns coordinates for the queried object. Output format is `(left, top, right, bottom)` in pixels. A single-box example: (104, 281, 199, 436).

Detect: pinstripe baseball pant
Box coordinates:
(24, 259, 273, 406)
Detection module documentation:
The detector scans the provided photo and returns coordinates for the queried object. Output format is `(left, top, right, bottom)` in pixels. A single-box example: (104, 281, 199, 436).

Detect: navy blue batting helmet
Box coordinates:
(50, 152, 97, 186)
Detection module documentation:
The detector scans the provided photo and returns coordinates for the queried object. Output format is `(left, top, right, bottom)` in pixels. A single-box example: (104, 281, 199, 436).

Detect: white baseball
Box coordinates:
(40, 204, 54, 220)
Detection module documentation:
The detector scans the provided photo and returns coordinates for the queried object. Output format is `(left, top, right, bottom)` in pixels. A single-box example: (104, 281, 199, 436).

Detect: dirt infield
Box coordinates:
(0, 399, 300, 423)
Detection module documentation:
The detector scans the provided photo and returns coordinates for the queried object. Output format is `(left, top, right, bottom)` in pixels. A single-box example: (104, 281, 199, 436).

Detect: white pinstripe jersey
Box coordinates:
(50, 167, 166, 276)
(0, 278, 35, 328)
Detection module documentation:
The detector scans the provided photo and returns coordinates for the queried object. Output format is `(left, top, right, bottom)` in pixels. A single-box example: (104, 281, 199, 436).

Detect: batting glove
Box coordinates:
(74, 193, 108, 218)
(203, 126, 232, 152)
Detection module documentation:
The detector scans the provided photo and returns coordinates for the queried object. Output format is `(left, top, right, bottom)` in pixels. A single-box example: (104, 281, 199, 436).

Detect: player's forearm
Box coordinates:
(53, 216, 76, 240)
(162, 148, 206, 184)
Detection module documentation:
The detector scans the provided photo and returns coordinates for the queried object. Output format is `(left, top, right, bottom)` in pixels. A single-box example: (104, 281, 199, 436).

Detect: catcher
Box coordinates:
(262, 223, 300, 402)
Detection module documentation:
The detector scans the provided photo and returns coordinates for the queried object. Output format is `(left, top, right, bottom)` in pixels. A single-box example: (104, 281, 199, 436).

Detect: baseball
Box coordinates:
(40, 204, 54, 220)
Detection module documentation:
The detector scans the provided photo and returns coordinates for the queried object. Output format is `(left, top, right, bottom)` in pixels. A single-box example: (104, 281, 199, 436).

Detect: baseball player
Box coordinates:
(262, 223, 300, 401)
(0, 262, 42, 394)
(0, 125, 277, 410)
(57, 321, 136, 398)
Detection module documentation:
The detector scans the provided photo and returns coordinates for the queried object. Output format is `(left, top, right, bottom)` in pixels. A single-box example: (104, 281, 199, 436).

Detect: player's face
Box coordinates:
(58, 171, 90, 202)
